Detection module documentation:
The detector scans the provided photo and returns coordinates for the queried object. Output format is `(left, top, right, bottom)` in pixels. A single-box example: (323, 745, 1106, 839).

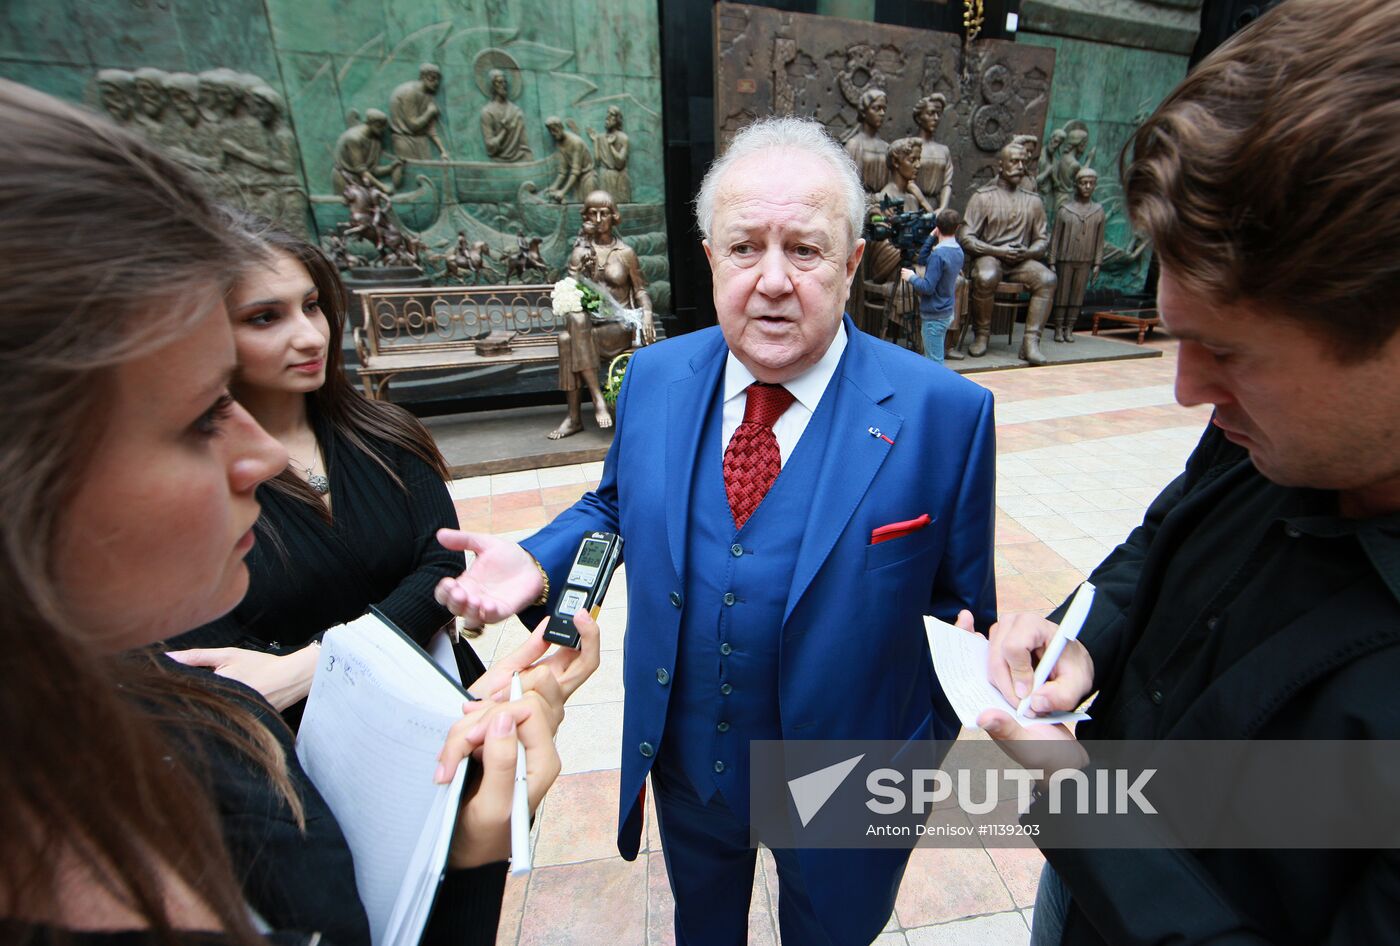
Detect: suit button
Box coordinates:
(1149, 689, 1163, 705)
(714, 761, 726, 773)
(717, 721, 730, 732)
(656, 668, 670, 685)
(720, 683, 733, 695)
(1205, 615, 1219, 631)
(1284, 524, 1302, 538)
(731, 543, 744, 557)
(722, 592, 736, 606)
(639, 741, 655, 757)
(720, 642, 733, 656)
(669, 591, 683, 608)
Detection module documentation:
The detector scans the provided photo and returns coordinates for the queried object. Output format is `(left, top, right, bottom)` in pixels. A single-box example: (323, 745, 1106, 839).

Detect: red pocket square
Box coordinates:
(870, 513, 931, 544)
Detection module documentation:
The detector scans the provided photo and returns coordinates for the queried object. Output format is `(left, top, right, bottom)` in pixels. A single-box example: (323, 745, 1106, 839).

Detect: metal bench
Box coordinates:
(352, 283, 566, 399)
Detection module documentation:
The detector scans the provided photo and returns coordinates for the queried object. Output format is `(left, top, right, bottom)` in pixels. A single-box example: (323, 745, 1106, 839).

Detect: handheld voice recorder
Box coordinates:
(543, 531, 622, 649)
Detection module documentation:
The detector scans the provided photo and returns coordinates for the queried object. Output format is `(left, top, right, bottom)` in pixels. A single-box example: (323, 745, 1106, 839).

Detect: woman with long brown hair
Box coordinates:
(168, 215, 477, 714)
(0, 79, 593, 943)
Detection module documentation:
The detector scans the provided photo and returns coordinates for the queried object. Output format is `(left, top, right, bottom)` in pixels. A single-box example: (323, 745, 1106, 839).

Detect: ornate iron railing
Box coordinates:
(354, 283, 560, 356)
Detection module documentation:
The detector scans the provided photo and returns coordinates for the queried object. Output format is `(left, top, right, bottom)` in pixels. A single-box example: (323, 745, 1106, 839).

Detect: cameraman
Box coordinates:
(902, 208, 964, 365)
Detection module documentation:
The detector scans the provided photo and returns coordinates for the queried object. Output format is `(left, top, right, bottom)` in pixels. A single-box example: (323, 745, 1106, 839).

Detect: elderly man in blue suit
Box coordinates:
(435, 117, 997, 945)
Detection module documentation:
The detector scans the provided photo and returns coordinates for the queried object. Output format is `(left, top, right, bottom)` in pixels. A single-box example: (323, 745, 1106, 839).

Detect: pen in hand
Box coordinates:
(508, 671, 532, 876)
(1018, 581, 1096, 717)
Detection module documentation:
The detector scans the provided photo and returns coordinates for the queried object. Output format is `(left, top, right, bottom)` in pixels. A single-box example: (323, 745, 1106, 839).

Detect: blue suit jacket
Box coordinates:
(521, 316, 996, 940)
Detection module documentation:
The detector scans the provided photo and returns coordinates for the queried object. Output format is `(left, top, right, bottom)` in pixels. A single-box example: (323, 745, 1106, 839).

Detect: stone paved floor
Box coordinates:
(445, 336, 1210, 946)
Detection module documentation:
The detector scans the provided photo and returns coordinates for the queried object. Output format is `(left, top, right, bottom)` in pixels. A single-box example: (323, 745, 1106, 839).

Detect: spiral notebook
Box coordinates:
(296, 609, 470, 946)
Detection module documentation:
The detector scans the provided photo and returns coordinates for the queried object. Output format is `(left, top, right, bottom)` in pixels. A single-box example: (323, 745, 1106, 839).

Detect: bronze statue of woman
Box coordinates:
(843, 88, 890, 193)
(550, 190, 655, 440)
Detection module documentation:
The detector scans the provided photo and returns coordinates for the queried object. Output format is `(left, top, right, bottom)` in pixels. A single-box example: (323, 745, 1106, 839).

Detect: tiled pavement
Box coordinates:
(446, 338, 1210, 945)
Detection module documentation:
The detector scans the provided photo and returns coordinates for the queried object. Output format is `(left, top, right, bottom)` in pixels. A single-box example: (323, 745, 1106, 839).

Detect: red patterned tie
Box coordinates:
(724, 382, 796, 529)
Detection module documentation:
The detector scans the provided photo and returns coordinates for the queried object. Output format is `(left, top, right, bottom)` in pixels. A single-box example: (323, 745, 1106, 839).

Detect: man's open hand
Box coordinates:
(434, 529, 544, 629)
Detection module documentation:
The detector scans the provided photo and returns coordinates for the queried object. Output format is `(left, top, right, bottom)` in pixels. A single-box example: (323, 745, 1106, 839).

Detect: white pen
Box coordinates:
(1017, 581, 1097, 717)
(508, 671, 532, 876)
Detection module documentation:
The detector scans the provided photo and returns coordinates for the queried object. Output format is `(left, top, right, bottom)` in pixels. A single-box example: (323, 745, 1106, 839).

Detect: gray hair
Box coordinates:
(695, 116, 865, 249)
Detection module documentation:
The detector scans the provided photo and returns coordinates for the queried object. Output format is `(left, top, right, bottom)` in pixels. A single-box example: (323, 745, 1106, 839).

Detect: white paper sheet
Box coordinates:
(925, 616, 1090, 728)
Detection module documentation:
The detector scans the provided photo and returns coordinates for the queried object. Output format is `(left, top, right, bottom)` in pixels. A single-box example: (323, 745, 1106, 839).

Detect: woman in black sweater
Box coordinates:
(0, 81, 596, 946)
(169, 218, 479, 713)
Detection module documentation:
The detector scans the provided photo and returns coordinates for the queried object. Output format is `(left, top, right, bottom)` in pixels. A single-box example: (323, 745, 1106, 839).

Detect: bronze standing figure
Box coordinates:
(843, 88, 890, 193)
(1048, 167, 1106, 343)
(912, 93, 954, 212)
(590, 106, 632, 203)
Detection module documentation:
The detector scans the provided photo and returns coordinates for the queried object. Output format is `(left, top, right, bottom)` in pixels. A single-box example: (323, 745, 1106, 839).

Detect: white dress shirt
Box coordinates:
(721, 322, 848, 465)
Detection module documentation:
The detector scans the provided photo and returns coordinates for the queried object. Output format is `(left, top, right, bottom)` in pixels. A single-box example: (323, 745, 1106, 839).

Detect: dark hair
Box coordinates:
(1122, 0, 1400, 362)
(0, 79, 296, 942)
(224, 212, 450, 519)
(935, 208, 961, 235)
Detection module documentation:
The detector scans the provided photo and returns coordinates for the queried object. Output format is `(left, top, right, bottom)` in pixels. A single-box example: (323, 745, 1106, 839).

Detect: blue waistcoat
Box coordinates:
(661, 371, 837, 815)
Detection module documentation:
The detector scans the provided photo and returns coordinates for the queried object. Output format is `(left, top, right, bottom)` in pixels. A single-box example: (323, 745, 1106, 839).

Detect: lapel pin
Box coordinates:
(867, 426, 894, 445)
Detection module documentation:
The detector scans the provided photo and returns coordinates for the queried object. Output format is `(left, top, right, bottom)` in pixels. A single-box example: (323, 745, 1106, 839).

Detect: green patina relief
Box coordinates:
(263, 0, 392, 59)
(0, 0, 90, 67)
(0, 0, 668, 306)
(0, 60, 91, 102)
(1018, 32, 1188, 294)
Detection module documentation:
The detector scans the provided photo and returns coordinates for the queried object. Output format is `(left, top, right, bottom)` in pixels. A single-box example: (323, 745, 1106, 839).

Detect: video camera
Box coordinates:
(865, 197, 938, 269)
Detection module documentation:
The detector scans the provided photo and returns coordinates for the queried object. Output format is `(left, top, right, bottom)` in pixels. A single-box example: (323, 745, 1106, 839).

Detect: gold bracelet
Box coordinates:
(529, 554, 550, 606)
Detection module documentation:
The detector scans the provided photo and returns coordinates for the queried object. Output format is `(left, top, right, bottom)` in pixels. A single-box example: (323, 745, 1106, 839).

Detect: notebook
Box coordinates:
(296, 610, 471, 946)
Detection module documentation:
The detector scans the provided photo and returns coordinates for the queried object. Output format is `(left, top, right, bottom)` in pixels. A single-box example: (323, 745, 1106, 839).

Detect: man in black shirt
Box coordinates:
(975, 1, 1400, 942)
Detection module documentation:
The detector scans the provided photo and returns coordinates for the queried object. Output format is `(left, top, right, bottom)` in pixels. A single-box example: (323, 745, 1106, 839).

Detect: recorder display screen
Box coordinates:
(577, 539, 608, 568)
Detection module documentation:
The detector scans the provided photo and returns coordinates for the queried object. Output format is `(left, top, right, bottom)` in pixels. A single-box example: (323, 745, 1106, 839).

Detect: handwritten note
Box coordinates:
(925, 616, 1090, 728)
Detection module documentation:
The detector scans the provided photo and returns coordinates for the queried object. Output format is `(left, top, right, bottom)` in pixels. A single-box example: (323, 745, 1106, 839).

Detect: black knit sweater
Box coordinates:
(177, 412, 461, 656)
(165, 413, 504, 944)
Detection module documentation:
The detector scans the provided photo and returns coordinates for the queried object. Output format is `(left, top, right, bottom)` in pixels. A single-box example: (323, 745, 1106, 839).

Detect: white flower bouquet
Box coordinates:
(552, 276, 649, 345)
(550, 276, 601, 317)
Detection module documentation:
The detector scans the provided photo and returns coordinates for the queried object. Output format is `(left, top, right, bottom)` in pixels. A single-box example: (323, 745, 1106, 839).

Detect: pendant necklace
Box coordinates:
(292, 457, 330, 495)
